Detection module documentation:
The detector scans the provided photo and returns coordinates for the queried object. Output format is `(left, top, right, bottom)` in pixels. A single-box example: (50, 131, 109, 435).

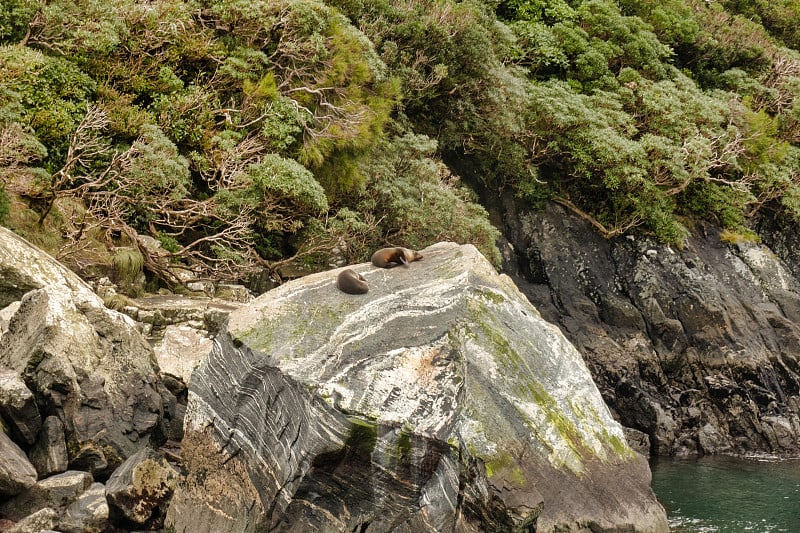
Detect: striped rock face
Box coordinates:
(166, 242, 668, 533)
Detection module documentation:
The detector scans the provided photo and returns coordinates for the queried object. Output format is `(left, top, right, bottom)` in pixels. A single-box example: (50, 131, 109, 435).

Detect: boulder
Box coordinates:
(106, 447, 179, 528)
(0, 470, 93, 520)
(0, 227, 165, 477)
(4, 507, 59, 533)
(154, 324, 214, 384)
(0, 471, 108, 533)
(29, 416, 69, 478)
(0, 429, 37, 496)
(166, 242, 668, 532)
(0, 368, 41, 446)
(0, 300, 19, 337)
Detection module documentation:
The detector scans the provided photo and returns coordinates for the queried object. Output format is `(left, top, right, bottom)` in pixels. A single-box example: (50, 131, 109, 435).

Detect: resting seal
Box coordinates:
(336, 268, 369, 294)
(370, 247, 423, 268)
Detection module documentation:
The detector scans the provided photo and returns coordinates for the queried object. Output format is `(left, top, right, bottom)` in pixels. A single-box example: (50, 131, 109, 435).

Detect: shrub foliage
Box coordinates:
(2, 0, 800, 288)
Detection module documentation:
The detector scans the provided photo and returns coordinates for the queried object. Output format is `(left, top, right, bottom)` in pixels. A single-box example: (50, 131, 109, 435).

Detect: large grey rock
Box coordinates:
(0, 470, 93, 520)
(494, 200, 800, 456)
(0, 472, 108, 533)
(0, 300, 19, 337)
(154, 324, 214, 384)
(106, 447, 178, 528)
(0, 429, 37, 496)
(29, 416, 69, 478)
(5, 507, 59, 533)
(0, 368, 41, 446)
(0, 227, 165, 476)
(166, 242, 668, 532)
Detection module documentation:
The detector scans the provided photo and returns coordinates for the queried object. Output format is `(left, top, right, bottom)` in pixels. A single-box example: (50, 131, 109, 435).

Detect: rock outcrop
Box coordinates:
(0, 227, 166, 477)
(494, 199, 800, 456)
(0, 470, 109, 533)
(166, 242, 668, 532)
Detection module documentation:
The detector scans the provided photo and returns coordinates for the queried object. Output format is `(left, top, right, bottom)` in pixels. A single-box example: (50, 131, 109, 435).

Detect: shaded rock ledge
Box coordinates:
(166, 242, 668, 532)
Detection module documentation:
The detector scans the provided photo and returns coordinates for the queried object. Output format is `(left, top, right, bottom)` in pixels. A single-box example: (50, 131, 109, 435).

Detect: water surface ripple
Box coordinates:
(650, 456, 800, 532)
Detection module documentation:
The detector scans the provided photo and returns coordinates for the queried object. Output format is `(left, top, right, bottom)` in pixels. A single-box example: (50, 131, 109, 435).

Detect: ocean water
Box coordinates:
(649, 455, 800, 532)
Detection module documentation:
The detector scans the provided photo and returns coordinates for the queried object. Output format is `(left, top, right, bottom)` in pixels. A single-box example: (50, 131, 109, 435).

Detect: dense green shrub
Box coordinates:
(3, 0, 800, 286)
(0, 46, 96, 155)
(358, 132, 501, 266)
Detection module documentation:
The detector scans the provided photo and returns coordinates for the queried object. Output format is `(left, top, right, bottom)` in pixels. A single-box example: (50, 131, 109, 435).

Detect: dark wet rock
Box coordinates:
(29, 416, 69, 478)
(492, 199, 800, 457)
(624, 427, 652, 457)
(166, 242, 668, 533)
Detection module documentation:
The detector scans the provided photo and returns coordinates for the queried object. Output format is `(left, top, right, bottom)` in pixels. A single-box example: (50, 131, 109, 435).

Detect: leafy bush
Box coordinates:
(0, 46, 96, 153)
(358, 132, 501, 266)
(236, 154, 329, 229)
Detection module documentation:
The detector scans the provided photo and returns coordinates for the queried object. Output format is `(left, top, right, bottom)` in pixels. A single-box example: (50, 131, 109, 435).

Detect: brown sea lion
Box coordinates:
(370, 247, 423, 268)
(336, 268, 369, 294)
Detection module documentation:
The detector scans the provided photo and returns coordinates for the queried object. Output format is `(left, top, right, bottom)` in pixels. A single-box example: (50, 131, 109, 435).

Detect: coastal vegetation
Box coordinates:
(1, 0, 800, 289)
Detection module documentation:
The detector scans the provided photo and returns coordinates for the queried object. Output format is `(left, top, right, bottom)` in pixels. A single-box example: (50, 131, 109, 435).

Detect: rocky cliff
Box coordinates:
(493, 198, 800, 457)
(166, 242, 668, 533)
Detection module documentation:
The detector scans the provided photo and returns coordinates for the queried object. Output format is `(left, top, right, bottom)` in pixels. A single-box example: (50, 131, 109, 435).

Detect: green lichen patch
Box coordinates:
(483, 450, 527, 488)
(517, 383, 584, 455)
(235, 300, 347, 356)
(473, 287, 507, 306)
(570, 400, 634, 461)
(234, 314, 281, 351)
(464, 298, 600, 472)
(345, 417, 378, 459)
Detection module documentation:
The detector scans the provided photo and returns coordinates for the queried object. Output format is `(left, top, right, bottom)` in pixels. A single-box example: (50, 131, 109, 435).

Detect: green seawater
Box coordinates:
(650, 456, 800, 532)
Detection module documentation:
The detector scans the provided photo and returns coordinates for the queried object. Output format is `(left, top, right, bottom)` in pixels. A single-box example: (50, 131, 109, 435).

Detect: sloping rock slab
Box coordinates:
(167, 242, 667, 532)
(0, 227, 164, 477)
